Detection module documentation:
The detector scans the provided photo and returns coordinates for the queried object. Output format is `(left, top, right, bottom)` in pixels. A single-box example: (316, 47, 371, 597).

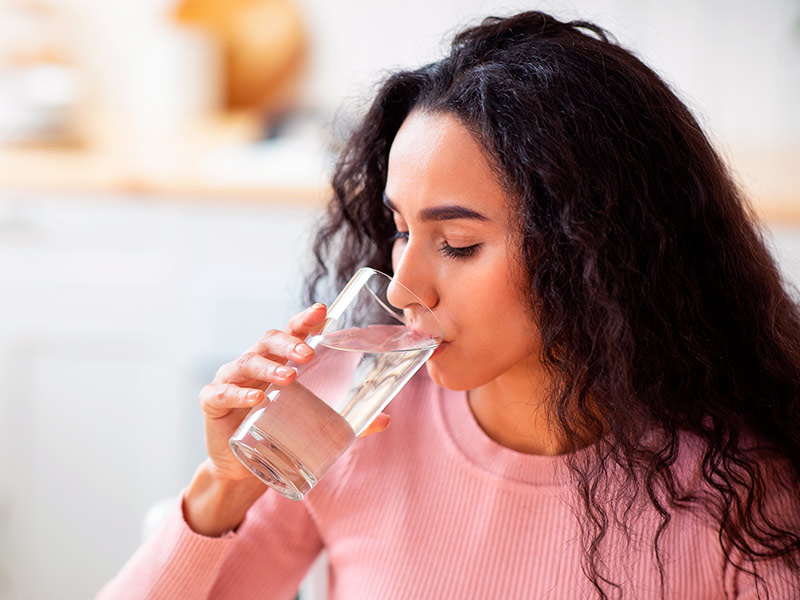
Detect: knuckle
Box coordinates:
(259, 329, 283, 345)
(236, 352, 256, 370)
(286, 313, 303, 330)
(199, 384, 212, 403)
(199, 383, 220, 409)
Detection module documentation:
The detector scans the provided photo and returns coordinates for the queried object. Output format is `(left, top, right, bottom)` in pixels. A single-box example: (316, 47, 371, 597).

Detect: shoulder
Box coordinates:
(667, 429, 800, 560)
(671, 429, 799, 503)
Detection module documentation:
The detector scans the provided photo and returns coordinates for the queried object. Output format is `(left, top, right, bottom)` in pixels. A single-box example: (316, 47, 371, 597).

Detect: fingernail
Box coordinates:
(276, 366, 295, 378)
(294, 343, 313, 357)
(311, 303, 326, 311)
(247, 390, 262, 400)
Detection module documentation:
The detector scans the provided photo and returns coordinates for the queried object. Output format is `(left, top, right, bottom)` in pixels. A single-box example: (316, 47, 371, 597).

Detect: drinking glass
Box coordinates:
(229, 267, 444, 500)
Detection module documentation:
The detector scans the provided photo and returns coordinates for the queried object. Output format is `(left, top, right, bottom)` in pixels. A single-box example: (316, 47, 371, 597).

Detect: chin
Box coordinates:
(424, 360, 483, 392)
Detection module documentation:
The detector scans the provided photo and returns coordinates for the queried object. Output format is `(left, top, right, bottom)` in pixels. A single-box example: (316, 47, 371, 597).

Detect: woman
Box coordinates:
(99, 11, 800, 599)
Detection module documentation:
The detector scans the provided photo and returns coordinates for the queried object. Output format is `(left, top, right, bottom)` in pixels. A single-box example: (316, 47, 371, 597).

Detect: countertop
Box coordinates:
(1, 115, 798, 222)
(0, 113, 330, 205)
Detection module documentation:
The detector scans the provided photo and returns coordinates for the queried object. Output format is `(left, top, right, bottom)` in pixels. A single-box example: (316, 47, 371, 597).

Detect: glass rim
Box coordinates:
(332, 267, 445, 344)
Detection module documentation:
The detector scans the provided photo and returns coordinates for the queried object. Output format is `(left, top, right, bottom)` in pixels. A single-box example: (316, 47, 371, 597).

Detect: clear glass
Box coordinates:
(229, 267, 444, 500)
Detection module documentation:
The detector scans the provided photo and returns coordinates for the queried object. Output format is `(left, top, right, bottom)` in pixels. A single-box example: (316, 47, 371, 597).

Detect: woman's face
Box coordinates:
(384, 110, 541, 390)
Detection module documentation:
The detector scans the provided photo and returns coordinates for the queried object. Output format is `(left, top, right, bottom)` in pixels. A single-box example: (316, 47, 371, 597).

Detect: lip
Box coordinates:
(431, 341, 449, 357)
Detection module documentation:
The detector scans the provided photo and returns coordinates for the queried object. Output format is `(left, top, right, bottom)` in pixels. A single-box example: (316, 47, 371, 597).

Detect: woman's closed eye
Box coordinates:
(392, 230, 481, 259)
(441, 241, 481, 259)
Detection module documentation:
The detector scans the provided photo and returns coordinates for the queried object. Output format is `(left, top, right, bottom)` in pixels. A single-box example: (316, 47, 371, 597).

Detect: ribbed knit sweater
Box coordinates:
(98, 370, 799, 599)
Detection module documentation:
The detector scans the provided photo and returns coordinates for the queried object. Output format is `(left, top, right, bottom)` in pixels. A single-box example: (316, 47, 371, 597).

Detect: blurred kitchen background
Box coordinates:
(0, 0, 798, 598)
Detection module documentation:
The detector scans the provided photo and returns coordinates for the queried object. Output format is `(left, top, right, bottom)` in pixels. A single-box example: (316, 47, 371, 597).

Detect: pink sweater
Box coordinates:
(99, 371, 799, 599)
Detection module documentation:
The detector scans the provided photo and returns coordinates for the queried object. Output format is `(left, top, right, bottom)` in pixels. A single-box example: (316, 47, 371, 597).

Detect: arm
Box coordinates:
(97, 304, 390, 599)
(97, 306, 328, 599)
(96, 480, 323, 600)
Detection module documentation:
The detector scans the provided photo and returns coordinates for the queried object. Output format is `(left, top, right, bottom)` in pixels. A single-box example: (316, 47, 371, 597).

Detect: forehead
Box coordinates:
(384, 111, 510, 220)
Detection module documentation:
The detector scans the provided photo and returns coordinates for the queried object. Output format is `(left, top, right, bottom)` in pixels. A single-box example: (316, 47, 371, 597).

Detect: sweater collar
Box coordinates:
(434, 382, 590, 489)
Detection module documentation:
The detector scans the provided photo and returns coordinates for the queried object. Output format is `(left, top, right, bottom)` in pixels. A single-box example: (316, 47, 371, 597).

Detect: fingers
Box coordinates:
(200, 383, 264, 419)
(358, 413, 391, 438)
(286, 303, 327, 339)
(250, 328, 317, 364)
(241, 303, 326, 365)
(215, 350, 299, 385)
(211, 304, 327, 391)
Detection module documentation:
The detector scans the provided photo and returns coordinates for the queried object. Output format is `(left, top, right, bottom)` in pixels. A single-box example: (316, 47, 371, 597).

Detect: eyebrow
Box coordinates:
(382, 192, 489, 222)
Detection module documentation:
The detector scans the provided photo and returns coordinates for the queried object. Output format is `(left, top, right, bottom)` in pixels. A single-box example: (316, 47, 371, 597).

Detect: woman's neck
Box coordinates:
(467, 354, 604, 456)
(466, 356, 570, 456)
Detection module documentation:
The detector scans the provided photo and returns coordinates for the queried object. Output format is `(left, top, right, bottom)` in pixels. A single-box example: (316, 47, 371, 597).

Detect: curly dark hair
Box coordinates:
(305, 10, 800, 599)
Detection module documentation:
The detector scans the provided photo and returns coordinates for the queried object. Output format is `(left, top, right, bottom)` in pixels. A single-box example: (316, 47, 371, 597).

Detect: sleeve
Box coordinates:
(96, 488, 323, 600)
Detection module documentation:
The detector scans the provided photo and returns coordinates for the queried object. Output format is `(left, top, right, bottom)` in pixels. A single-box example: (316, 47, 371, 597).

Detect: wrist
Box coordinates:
(184, 460, 266, 537)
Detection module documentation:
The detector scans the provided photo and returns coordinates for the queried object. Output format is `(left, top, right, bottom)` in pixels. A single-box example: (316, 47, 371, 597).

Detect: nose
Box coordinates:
(387, 239, 439, 314)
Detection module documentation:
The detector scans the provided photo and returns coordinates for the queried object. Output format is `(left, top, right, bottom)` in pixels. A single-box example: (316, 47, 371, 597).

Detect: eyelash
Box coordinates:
(392, 231, 481, 259)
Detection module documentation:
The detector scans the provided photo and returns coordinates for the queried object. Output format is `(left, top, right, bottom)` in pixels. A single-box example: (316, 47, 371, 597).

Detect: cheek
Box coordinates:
(428, 328, 538, 391)
(429, 260, 538, 389)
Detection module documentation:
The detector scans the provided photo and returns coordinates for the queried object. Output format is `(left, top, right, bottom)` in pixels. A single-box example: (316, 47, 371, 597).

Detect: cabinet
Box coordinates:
(0, 191, 322, 599)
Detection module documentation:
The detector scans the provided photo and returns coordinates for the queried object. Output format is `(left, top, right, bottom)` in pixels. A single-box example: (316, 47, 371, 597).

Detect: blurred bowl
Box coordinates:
(174, 0, 309, 116)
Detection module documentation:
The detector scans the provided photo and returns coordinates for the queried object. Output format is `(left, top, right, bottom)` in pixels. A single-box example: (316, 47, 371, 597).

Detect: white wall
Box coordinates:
(46, 0, 800, 146)
(292, 0, 800, 146)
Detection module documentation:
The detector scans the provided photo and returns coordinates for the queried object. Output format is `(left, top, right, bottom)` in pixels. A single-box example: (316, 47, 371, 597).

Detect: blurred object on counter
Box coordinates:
(64, 5, 223, 153)
(203, 108, 334, 190)
(174, 0, 308, 120)
(0, 0, 82, 144)
(103, 24, 221, 138)
(0, 0, 327, 203)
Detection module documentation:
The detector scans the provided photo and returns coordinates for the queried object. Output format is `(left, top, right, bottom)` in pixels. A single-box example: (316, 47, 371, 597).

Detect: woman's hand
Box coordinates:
(198, 303, 390, 483)
(186, 303, 390, 536)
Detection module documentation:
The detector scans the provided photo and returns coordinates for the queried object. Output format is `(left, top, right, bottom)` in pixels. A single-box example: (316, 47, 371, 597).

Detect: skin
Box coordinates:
(185, 109, 564, 537)
(186, 305, 390, 536)
(385, 110, 562, 456)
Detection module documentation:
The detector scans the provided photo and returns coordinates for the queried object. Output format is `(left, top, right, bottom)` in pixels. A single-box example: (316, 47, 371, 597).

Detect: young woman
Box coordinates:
(99, 11, 800, 599)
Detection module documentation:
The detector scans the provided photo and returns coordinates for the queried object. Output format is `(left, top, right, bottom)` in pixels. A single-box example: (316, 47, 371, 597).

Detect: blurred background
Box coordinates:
(0, 0, 799, 598)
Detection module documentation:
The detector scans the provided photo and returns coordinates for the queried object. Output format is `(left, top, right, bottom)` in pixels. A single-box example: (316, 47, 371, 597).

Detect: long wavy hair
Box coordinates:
(305, 11, 800, 598)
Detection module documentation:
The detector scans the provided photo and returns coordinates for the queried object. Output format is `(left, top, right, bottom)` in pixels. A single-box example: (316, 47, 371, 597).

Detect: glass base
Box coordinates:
(229, 427, 316, 501)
